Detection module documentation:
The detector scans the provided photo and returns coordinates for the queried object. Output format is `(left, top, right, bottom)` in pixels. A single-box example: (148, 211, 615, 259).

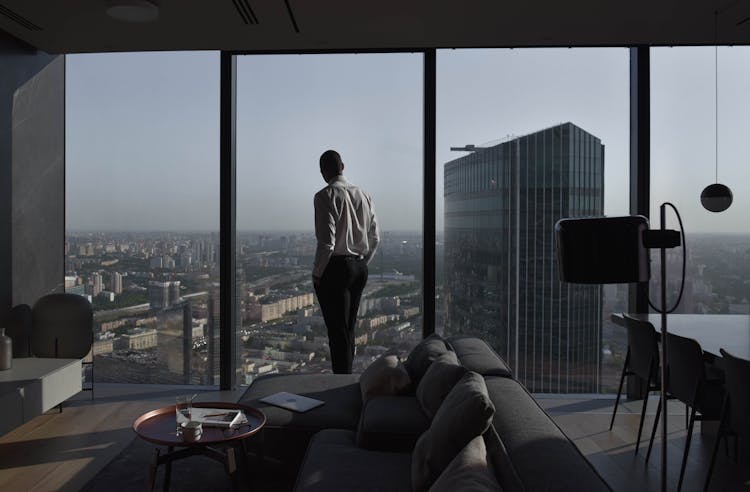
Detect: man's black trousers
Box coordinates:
(315, 256, 368, 374)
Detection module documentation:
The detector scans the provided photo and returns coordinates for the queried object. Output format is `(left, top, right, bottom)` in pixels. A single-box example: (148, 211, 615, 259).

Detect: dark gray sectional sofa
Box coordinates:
(239, 335, 611, 492)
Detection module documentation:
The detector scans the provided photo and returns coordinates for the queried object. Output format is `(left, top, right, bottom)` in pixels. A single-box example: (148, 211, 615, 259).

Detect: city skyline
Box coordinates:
(64, 223, 750, 390)
(65, 228, 424, 385)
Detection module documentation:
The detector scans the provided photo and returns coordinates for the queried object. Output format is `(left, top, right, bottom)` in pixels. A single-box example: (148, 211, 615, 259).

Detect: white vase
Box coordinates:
(0, 328, 12, 370)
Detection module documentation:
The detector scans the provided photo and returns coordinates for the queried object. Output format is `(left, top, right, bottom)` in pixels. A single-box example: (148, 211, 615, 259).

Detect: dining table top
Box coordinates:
(611, 313, 750, 360)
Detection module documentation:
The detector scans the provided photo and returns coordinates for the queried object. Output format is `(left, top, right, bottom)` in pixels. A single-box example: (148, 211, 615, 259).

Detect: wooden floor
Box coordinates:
(540, 397, 750, 492)
(0, 385, 244, 492)
(1, 388, 748, 491)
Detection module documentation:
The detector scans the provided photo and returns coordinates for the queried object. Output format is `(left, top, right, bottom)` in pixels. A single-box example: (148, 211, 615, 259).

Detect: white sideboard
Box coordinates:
(0, 358, 82, 436)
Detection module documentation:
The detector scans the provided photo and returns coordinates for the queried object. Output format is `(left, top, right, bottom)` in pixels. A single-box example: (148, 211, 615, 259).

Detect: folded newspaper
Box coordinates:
(190, 408, 246, 428)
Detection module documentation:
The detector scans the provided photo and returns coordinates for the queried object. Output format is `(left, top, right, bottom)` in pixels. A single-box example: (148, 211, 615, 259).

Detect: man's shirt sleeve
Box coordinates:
(364, 196, 380, 264)
(313, 191, 335, 278)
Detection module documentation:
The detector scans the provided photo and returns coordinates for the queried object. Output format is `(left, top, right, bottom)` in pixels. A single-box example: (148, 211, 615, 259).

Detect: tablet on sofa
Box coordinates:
(259, 391, 325, 413)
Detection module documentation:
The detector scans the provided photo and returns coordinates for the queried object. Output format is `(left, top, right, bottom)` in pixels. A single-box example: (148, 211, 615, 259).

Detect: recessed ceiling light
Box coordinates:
(106, 0, 159, 23)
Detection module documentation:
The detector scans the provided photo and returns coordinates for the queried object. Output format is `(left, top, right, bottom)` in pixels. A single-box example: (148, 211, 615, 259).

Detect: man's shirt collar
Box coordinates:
(328, 175, 348, 185)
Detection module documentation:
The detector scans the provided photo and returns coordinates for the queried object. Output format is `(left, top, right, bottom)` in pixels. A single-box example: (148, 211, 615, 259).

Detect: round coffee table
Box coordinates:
(133, 401, 266, 491)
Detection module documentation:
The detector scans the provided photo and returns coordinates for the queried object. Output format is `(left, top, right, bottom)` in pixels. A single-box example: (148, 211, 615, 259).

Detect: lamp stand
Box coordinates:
(643, 203, 681, 492)
(659, 204, 669, 492)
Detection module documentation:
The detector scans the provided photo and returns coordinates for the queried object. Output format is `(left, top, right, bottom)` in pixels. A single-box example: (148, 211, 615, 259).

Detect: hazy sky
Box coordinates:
(66, 52, 220, 231)
(651, 47, 750, 234)
(66, 48, 750, 234)
(236, 54, 422, 232)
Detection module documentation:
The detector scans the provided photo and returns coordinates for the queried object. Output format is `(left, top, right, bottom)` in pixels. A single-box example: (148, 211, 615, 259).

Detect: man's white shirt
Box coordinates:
(313, 175, 379, 279)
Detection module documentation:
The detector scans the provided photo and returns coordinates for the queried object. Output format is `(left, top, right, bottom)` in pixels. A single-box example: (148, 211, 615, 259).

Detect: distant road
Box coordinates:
(244, 269, 309, 290)
(183, 291, 208, 299)
(94, 291, 208, 319)
(94, 303, 150, 319)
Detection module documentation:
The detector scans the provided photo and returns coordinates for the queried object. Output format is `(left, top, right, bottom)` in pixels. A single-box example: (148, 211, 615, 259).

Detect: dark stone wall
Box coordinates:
(0, 30, 64, 323)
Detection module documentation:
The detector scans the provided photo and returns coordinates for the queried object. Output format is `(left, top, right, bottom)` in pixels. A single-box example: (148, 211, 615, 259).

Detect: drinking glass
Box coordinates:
(175, 395, 192, 434)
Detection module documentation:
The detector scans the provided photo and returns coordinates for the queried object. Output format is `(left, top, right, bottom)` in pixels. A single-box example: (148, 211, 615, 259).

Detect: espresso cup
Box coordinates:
(181, 421, 202, 442)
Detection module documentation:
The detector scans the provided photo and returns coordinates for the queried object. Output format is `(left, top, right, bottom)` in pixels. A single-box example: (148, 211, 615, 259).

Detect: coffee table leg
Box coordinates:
(163, 445, 174, 491)
(226, 446, 240, 491)
(241, 439, 252, 474)
(238, 441, 251, 488)
(256, 428, 265, 468)
(147, 447, 160, 492)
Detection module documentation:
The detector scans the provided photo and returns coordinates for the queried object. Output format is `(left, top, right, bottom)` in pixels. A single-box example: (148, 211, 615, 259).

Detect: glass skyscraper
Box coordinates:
(443, 122, 604, 393)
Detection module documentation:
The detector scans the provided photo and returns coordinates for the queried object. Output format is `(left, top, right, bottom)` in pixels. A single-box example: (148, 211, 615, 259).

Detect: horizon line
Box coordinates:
(65, 229, 750, 236)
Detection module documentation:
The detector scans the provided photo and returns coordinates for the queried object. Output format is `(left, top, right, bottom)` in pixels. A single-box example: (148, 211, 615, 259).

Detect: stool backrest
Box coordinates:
(719, 349, 750, 438)
(32, 293, 93, 359)
(623, 314, 659, 381)
(6, 304, 32, 357)
(666, 333, 705, 405)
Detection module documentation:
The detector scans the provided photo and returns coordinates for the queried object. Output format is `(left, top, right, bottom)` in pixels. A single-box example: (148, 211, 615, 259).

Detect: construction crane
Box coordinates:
(449, 144, 488, 152)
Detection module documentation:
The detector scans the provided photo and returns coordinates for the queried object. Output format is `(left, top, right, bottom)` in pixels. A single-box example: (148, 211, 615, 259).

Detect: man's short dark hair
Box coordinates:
(320, 150, 344, 174)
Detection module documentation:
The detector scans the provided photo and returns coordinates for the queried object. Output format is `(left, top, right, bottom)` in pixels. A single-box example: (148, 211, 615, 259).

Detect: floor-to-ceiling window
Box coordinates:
(65, 52, 220, 384)
(651, 47, 750, 316)
(436, 48, 630, 393)
(63, 48, 647, 391)
(234, 53, 424, 383)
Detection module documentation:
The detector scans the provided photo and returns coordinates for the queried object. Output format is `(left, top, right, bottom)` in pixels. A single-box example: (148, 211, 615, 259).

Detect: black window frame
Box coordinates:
(220, 49, 435, 389)
(183, 46, 648, 390)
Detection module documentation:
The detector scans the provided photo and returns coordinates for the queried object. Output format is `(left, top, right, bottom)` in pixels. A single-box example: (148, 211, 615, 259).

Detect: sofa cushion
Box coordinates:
(238, 373, 363, 471)
(357, 395, 430, 451)
(416, 351, 467, 419)
(484, 376, 610, 492)
(412, 372, 495, 492)
(404, 334, 451, 384)
(239, 373, 361, 431)
(294, 429, 412, 492)
(429, 435, 502, 492)
(446, 336, 512, 377)
(359, 354, 411, 402)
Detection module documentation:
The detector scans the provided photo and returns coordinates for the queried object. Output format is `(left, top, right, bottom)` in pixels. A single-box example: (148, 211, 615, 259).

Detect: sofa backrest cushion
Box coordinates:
(446, 336, 513, 378)
(404, 334, 451, 384)
(359, 354, 412, 402)
(429, 435, 503, 492)
(411, 371, 495, 491)
(416, 351, 467, 419)
(356, 395, 430, 451)
(483, 425, 524, 492)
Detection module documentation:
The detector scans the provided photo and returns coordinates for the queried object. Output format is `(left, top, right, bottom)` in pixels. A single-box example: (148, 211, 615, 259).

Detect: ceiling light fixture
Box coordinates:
(106, 0, 159, 23)
(701, 10, 733, 213)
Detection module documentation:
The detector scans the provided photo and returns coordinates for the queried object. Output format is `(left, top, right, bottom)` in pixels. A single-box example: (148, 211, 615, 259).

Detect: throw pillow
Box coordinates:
(429, 435, 502, 492)
(411, 371, 495, 492)
(359, 353, 411, 402)
(416, 351, 467, 419)
(404, 334, 450, 384)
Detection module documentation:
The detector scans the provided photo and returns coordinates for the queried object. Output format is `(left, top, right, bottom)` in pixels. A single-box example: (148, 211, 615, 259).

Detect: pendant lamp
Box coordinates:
(701, 11, 733, 213)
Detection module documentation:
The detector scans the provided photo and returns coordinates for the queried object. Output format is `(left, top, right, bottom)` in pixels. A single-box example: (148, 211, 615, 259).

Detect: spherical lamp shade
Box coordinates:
(700, 183, 733, 213)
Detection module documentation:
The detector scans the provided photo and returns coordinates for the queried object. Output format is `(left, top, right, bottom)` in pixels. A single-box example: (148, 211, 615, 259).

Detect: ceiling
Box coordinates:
(2, 0, 750, 54)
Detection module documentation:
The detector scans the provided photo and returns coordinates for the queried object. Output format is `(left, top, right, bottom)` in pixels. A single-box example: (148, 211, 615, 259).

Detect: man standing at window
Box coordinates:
(313, 150, 379, 374)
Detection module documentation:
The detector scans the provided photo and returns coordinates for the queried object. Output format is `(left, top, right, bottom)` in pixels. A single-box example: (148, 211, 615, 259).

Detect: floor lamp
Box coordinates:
(556, 207, 683, 492)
